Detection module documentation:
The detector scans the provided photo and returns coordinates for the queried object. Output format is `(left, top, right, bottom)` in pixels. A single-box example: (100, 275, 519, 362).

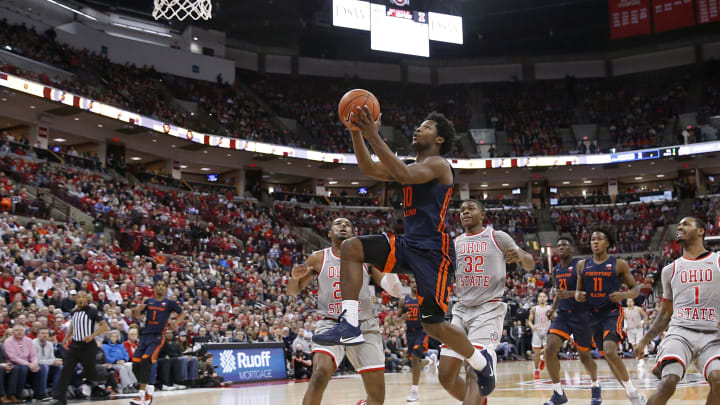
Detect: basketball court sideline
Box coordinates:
(86, 359, 711, 405)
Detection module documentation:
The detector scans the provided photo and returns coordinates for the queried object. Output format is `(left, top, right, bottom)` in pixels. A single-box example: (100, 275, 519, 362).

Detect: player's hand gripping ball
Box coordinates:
(338, 89, 380, 130)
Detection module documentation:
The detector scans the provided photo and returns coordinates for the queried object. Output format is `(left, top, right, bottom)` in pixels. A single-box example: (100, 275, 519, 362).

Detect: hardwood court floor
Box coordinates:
(92, 358, 712, 404)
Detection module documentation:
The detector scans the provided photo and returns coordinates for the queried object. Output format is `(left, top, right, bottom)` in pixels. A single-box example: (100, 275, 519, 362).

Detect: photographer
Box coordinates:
(196, 354, 224, 387)
(290, 343, 311, 379)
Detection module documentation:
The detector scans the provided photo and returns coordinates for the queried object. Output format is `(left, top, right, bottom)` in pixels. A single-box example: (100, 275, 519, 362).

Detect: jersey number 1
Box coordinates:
(694, 285, 699, 305)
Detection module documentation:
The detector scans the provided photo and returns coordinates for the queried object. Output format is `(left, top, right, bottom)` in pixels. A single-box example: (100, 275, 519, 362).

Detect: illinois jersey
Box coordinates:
(553, 258, 587, 312)
(400, 177, 453, 250)
(317, 247, 373, 321)
(661, 251, 720, 331)
(403, 296, 422, 331)
(141, 297, 182, 336)
(582, 256, 621, 309)
(454, 227, 519, 307)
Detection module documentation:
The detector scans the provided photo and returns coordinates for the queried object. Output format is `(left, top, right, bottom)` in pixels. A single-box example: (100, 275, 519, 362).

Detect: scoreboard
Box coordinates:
(333, 0, 463, 57)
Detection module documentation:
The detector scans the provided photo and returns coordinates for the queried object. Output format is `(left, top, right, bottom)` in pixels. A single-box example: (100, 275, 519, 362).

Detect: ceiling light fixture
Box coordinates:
(45, 0, 97, 21)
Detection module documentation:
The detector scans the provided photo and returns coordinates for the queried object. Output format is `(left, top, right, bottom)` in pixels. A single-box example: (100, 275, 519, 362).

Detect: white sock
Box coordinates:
(591, 380, 600, 388)
(341, 300, 359, 327)
(623, 379, 635, 396)
(467, 349, 487, 371)
(411, 385, 418, 392)
(553, 383, 564, 395)
(146, 385, 155, 395)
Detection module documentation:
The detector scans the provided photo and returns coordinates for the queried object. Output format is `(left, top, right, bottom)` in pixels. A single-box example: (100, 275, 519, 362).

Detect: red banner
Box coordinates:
(697, 0, 720, 24)
(609, 0, 651, 39)
(652, 0, 695, 32)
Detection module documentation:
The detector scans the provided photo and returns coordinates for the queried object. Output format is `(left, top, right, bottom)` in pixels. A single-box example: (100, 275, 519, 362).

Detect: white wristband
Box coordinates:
(380, 273, 402, 298)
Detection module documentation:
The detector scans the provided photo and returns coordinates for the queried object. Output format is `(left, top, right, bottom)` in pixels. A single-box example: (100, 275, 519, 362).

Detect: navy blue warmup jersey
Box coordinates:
(581, 256, 621, 309)
(141, 297, 182, 335)
(553, 258, 588, 312)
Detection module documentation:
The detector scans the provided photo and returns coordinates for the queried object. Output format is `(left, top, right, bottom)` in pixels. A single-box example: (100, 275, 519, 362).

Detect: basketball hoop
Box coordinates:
(152, 0, 212, 21)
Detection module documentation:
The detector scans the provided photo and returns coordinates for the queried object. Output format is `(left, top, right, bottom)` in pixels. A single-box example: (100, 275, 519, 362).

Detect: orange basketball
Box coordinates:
(338, 89, 381, 130)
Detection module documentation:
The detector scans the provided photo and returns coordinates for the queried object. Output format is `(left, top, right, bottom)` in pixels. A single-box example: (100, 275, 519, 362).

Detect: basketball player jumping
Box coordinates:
(635, 217, 720, 405)
(543, 237, 600, 405)
(624, 298, 649, 352)
(398, 280, 432, 402)
(438, 199, 535, 404)
(313, 107, 498, 397)
(575, 228, 645, 405)
(288, 217, 402, 405)
(528, 292, 551, 379)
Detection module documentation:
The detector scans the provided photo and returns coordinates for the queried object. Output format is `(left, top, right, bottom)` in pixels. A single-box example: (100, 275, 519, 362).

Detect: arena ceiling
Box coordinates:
(77, 0, 719, 60)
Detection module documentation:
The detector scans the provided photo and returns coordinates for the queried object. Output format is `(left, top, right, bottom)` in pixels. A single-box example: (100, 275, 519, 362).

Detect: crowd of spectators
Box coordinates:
(4, 19, 716, 161)
(485, 80, 575, 156)
(692, 197, 720, 236)
(552, 202, 679, 253)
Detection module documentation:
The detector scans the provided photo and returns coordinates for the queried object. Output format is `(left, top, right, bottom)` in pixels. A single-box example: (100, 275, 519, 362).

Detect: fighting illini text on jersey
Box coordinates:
(662, 251, 720, 331)
(554, 258, 587, 312)
(582, 256, 621, 309)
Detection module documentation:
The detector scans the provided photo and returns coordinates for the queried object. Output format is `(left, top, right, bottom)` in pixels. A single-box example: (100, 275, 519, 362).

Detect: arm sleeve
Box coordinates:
(660, 263, 674, 301)
(493, 230, 520, 253)
(88, 306, 103, 323)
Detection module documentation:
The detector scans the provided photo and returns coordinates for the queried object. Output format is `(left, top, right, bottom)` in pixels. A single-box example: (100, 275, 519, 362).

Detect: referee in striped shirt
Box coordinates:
(49, 291, 108, 405)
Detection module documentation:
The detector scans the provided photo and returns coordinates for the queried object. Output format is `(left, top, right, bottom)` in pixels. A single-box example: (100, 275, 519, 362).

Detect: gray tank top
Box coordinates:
(454, 227, 514, 307)
(662, 251, 720, 331)
(317, 247, 373, 321)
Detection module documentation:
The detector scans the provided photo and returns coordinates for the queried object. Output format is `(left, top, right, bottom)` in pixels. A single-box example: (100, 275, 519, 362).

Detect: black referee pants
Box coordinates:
(52, 341, 101, 402)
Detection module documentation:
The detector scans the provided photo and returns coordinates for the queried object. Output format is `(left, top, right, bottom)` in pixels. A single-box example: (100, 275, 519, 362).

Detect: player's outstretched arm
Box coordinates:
(574, 260, 587, 302)
(635, 298, 672, 358)
(350, 130, 393, 182)
(496, 230, 535, 271)
(352, 106, 448, 185)
(287, 252, 322, 295)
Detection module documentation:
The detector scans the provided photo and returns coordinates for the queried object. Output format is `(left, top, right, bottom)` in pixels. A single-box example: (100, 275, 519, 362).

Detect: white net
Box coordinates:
(152, 0, 212, 21)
